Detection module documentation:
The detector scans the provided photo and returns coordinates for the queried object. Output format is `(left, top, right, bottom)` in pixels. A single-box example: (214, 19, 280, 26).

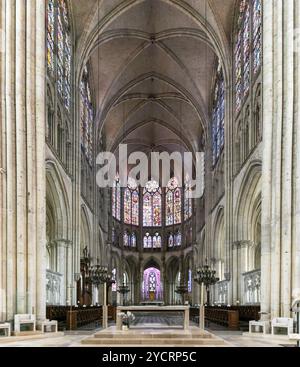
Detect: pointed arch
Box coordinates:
(46, 160, 71, 240)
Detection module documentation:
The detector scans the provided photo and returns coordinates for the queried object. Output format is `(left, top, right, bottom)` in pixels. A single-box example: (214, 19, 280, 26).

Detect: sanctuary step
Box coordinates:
(12, 331, 43, 337)
(82, 326, 227, 346)
(0, 332, 64, 344)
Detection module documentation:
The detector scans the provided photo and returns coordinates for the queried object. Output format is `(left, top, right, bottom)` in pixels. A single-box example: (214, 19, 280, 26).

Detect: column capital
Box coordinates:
(54, 239, 72, 248)
(232, 240, 254, 249)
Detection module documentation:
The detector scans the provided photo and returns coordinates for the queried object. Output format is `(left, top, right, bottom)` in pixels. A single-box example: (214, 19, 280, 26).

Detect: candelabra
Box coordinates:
(87, 265, 115, 329)
(87, 265, 113, 286)
(117, 282, 130, 306)
(175, 282, 188, 305)
(194, 264, 219, 306)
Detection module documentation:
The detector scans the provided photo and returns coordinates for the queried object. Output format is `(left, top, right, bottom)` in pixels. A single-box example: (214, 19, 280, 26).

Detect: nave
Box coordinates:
(0, 0, 300, 348)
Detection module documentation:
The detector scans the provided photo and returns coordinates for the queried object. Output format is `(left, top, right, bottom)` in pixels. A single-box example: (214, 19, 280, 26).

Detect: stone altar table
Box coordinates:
(116, 305, 190, 330)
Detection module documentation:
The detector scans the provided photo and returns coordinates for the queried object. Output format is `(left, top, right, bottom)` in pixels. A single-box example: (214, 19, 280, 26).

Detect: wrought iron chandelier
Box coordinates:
(87, 265, 114, 286)
(194, 263, 219, 306)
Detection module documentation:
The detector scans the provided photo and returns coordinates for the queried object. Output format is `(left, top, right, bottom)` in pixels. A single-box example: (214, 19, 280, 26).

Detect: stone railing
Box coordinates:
(46, 270, 63, 305)
(243, 269, 261, 304)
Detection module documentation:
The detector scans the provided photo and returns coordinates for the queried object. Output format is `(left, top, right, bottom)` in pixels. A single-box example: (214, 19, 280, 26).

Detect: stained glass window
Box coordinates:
(58, 0, 71, 110)
(166, 178, 182, 226)
(149, 271, 157, 292)
(123, 232, 129, 247)
(153, 233, 162, 248)
(47, 0, 72, 111)
(124, 178, 139, 226)
(168, 234, 174, 248)
(235, 0, 262, 112)
(212, 62, 225, 165)
(253, 0, 262, 74)
(143, 180, 162, 227)
(131, 233, 137, 248)
(188, 270, 192, 293)
(47, 0, 55, 73)
(243, 2, 250, 95)
(184, 179, 193, 220)
(175, 232, 182, 247)
(143, 268, 161, 300)
(80, 66, 94, 164)
(112, 175, 121, 220)
(112, 268, 117, 292)
(143, 233, 152, 248)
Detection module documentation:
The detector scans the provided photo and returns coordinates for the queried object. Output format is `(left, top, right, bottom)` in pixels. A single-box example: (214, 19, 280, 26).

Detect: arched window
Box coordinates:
(112, 268, 117, 292)
(124, 178, 139, 226)
(235, 0, 262, 112)
(143, 180, 162, 227)
(131, 233, 137, 248)
(112, 175, 121, 221)
(47, 1, 55, 74)
(212, 62, 225, 165)
(175, 232, 182, 247)
(168, 234, 174, 248)
(153, 233, 162, 248)
(166, 178, 182, 226)
(184, 178, 193, 221)
(149, 271, 157, 292)
(188, 270, 192, 293)
(123, 231, 129, 247)
(143, 233, 152, 248)
(47, 0, 72, 111)
(57, 0, 71, 111)
(253, 0, 262, 75)
(80, 65, 94, 165)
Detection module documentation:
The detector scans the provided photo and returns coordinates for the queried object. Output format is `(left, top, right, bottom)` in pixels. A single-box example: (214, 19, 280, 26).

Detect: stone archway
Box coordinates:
(46, 161, 71, 306)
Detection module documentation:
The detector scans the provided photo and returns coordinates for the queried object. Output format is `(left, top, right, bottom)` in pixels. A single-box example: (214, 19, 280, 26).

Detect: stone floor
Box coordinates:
(0, 320, 298, 347)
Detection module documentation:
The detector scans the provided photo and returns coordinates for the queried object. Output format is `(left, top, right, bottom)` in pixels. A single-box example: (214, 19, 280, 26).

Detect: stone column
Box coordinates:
(232, 241, 252, 304)
(0, 0, 6, 322)
(56, 240, 69, 305)
(292, 0, 300, 306)
(0, 0, 46, 322)
(224, 48, 234, 306)
(261, 0, 299, 319)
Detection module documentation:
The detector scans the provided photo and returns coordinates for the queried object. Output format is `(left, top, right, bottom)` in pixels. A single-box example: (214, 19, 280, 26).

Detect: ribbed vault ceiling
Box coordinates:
(72, 0, 236, 157)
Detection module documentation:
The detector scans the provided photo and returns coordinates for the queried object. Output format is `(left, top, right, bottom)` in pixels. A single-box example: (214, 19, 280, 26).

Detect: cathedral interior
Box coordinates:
(0, 0, 300, 348)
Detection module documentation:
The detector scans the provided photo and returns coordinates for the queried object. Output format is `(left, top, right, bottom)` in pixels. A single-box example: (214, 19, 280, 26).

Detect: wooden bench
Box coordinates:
(205, 307, 239, 330)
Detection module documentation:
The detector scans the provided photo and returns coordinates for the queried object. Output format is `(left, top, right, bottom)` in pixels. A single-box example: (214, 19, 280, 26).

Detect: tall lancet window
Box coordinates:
(166, 178, 182, 226)
(143, 180, 162, 227)
(253, 0, 262, 75)
(212, 62, 225, 165)
(80, 65, 94, 165)
(47, 0, 72, 111)
(124, 178, 139, 226)
(184, 177, 193, 221)
(112, 175, 121, 221)
(47, 0, 55, 74)
(235, 0, 262, 112)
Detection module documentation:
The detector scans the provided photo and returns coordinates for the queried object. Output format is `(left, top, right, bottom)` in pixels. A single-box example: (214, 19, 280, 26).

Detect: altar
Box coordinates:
(116, 305, 190, 330)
